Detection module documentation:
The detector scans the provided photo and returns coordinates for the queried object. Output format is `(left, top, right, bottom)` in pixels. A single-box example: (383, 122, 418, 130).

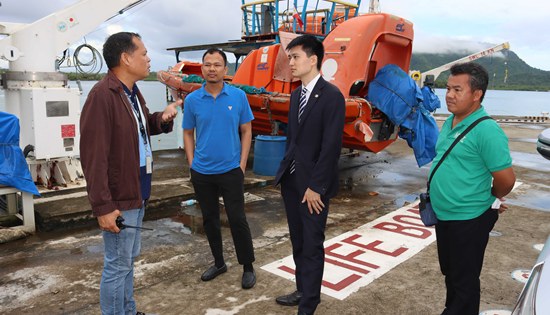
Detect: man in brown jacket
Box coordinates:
(80, 32, 181, 315)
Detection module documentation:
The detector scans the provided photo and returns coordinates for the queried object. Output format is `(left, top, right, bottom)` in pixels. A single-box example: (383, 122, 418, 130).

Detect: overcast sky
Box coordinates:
(1, 0, 549, 72)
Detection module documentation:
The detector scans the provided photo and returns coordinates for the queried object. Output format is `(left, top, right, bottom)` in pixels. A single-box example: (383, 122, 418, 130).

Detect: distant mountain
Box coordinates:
(230, 50, 550, 91)
(2, 49, 547, 91)
(411, 50, 550, 91)
(223, 52, 550, 92)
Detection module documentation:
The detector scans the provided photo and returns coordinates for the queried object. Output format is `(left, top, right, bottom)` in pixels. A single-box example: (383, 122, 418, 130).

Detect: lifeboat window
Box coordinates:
(349, 80, 364, 96)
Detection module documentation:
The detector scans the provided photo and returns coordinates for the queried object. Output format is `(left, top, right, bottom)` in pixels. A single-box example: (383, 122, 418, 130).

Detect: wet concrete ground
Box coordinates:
(1, 123, 549, 315)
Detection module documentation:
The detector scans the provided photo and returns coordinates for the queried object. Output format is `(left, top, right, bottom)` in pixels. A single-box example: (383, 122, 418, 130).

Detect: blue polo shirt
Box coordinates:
(182, 83, 254, 174)
(429, 107, 512, 220)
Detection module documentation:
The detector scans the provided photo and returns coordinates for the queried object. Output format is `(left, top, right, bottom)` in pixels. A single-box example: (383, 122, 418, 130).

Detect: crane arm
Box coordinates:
(0, 0, 146, 72)
(417, 42, 510, 87)
(0, 22, 26, 35)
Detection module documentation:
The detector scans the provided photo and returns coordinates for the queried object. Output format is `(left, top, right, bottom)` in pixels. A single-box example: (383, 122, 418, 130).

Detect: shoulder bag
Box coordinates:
(419, 116, 493, 226)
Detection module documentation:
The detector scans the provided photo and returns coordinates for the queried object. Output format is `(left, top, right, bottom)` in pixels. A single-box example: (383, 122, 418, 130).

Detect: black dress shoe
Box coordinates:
(275, 290, 302, 306)
(242, 270, 256, 289)
(201, 264, 227, 281)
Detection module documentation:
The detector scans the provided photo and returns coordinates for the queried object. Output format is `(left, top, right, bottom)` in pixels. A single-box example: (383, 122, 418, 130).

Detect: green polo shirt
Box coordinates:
(429, 107, 512, 221)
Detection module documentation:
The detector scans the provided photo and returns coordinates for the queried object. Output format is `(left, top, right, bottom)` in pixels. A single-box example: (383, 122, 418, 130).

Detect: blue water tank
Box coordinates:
(253, 135, 286, 176)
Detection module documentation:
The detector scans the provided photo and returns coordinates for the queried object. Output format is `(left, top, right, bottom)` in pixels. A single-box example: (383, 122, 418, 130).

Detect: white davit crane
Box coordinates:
(410, 42, 510, 87)
(0, 0, 146, 188)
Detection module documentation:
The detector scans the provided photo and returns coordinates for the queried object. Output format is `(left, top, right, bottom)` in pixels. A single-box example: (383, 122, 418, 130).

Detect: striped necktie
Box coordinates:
(298, 87, 308, 123)
(290, 87, 308, 174)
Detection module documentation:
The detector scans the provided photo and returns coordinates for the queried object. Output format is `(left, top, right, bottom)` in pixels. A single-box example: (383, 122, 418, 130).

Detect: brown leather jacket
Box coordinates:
(80, 71, 173, 217)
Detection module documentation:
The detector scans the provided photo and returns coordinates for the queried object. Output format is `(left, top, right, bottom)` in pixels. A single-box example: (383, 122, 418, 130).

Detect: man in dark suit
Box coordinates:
(274, 35, 346, 315)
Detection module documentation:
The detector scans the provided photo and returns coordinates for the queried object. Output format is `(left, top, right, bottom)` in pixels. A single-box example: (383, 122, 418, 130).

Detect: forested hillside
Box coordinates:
(411, 50, 550, 91)
(3, 49, 546, 91)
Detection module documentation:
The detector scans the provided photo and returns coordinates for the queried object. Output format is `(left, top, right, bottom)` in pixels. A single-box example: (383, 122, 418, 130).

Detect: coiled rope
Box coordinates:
(73, 43, 103, 75)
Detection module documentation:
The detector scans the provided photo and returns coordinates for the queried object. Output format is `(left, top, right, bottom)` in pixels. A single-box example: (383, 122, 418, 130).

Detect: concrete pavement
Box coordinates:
(1, 123, 550, 314)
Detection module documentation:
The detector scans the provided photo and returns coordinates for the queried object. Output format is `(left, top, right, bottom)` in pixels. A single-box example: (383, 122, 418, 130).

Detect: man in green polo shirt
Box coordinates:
(429, 62, 516, 315)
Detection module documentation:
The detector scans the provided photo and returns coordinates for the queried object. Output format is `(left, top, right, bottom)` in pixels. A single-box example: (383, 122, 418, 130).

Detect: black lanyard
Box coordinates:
(124, 87, 148, 146)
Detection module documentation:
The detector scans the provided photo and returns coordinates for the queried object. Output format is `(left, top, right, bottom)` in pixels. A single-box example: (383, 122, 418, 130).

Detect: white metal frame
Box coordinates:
(0, 186, 35, 232)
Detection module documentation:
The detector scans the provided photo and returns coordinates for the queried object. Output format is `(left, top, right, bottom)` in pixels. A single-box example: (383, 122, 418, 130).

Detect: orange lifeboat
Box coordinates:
(158, 12, 413, 153)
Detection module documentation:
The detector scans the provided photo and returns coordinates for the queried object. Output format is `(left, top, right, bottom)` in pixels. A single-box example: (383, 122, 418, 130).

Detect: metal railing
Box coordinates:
(240, 0, 362, 41)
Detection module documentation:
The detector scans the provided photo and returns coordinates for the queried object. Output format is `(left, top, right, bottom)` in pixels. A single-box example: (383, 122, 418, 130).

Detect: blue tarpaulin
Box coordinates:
(0, 111, 40, 195)
(367, 64, 441, 167)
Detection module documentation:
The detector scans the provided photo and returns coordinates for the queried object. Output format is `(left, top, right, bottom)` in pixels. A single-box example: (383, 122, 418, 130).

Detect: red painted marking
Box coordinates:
(325, 256, 373, 274)
(278, 265, 295, 275)
(393, 215, 425, 228)
(278, 248, 377, 276)
(350, 234, 408, 257)
(342, 234, 408, 257)
(61, 124, 75, 138)
(322, 274, 362, 291)
(373, 221, 431, 239)
(268, 203, 438, 297)
(325, 243, 380, 269)
(278, 259, 366, 291)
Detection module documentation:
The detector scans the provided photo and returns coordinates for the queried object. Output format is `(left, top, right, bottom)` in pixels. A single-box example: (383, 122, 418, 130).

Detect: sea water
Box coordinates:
(0, 80, 183, 151)
(0, 81, 548, 151)
(433, 88, 549, 116)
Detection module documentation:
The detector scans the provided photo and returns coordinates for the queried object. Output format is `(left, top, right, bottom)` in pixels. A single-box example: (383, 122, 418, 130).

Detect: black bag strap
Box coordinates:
(427, 116, 493, 191)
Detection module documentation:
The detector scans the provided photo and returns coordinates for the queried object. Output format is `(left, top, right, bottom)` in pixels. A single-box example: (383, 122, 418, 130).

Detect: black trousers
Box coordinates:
(435, 208, 498, 315)
(281, 172, 330, 315)
(190, 168, 255, 266)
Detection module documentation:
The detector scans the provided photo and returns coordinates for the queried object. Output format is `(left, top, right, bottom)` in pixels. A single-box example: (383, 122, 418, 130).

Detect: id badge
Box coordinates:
(146, 156, 152, 174)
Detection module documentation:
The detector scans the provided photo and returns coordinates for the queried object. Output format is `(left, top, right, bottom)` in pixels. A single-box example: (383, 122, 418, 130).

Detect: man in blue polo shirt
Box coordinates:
(182, 48, 256, 289)
(430, 62, 516, 315)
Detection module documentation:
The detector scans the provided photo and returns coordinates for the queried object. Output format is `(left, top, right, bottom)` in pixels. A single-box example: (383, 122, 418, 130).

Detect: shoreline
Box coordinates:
(433, 113, 550, 124)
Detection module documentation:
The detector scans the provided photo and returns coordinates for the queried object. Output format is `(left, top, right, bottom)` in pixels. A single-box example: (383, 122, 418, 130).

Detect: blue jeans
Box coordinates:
(100, 206, 144, 315)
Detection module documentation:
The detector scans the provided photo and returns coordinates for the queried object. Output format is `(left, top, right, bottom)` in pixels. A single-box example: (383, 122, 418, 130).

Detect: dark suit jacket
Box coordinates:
(274, 76, 345, 198)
